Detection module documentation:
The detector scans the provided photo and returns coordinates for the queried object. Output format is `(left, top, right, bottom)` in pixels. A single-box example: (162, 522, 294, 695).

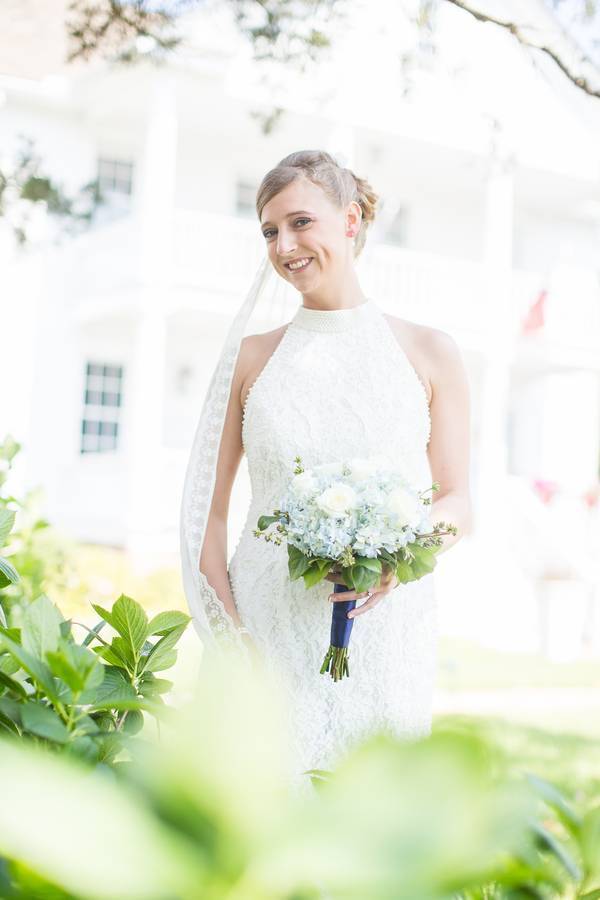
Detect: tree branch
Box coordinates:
(444, 0, 600, 98)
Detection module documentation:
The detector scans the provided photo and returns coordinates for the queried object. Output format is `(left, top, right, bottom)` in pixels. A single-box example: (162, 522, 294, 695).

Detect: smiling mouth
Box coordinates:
(284, 258, 313, 273)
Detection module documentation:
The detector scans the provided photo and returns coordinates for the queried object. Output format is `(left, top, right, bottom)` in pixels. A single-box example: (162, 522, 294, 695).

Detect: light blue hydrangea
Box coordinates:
(279, 456, 433, 561)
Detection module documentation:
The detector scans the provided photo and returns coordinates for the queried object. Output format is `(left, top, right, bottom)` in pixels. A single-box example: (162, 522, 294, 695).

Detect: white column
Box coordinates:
(475, 149, 515, 530)
(126, 70, 178, 564)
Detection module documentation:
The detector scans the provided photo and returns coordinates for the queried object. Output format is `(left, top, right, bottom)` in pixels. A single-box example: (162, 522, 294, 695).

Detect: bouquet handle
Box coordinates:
(320, 581, 357, 681)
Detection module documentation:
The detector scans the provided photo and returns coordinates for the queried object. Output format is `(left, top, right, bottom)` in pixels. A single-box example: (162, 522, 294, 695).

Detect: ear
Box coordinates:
(345, 200, 362, 236)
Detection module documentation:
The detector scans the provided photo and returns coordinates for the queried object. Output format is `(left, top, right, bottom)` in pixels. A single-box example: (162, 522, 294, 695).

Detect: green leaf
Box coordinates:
(302, 561, 327, 589)
(0, 628, 60, 704)
(140, 625, 186, 674)
(349, 565, 379, 593)
(75, 714, 100, 736)
(144, 649, 177, 674)
(0, 669, 28, 699)
(288, 545, 312, 581)
(92, 643, 128, 669)
(46, 641, 104, 694)
(531, 821, 582, 880)
(21, 594, 64, 660)
(406, 543, 437, 579)
(82, 619, 108, 647)
(21, 702, 70, 744)
(112, 636, 136, 669)
(395, 558, 417, 583)
(84, 666, 137, 710)
(525, 772, 582, 836)
(0, 708, 20, 735)
(256, 514, 279, 530)
(0, 557, 19, 588)
(146, 610, 190, 636)
(122, 709, 144, 735)
(111, 594, 148, 657)
(0, 509, 16, 547)
(353, 556, 382, 575)
(91, 603, 116, 628)
(139, 674, 173, 697)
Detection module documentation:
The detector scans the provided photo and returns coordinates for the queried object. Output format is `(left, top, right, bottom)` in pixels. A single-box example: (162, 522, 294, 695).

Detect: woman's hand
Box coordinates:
(325, 564, 399, 619)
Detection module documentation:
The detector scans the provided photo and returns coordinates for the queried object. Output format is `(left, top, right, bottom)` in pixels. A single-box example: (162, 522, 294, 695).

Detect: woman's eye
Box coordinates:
(262, 218, 311, 241)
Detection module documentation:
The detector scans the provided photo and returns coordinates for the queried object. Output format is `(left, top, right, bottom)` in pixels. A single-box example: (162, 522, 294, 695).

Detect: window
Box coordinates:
(80, 362, 123, 454)
(235, 179, 258, 218)
(97, 157, 134, 196)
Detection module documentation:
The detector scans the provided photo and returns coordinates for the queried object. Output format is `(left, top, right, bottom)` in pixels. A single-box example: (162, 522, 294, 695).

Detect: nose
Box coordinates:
(276, 227, 297, 258)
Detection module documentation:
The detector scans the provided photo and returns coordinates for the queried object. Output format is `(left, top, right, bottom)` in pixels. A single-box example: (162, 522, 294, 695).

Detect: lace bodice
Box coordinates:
(227, 297, 437, 791)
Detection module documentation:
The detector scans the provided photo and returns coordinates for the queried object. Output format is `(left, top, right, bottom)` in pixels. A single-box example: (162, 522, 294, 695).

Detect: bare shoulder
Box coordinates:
(384, 314, 464, 375)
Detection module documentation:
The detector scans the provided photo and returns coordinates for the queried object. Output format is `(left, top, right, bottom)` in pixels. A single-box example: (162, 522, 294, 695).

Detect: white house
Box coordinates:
(2, 0, 600, 656)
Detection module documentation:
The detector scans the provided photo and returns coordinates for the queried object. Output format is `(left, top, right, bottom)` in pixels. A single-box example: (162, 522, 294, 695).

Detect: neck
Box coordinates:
(299, 266, 366, 310)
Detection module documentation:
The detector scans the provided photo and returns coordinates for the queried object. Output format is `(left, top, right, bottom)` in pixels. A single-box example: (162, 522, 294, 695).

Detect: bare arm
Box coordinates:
(198, 336, 254, 629)
(425, 329, 473, 555)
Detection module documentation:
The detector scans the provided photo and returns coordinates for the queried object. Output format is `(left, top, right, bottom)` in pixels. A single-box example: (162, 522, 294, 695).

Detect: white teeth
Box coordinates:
(287, 258, 311, 270)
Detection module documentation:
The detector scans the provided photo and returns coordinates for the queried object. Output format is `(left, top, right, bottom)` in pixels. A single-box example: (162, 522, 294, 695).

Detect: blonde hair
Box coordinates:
(256, 149, 379, 259)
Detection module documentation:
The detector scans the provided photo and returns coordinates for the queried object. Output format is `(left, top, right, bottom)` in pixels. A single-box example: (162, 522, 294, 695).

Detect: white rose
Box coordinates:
(387, 485, 421, 526)
(347, 457, 380, 483)
(316, 482, 358, 516)
(290, 472, 318, 497)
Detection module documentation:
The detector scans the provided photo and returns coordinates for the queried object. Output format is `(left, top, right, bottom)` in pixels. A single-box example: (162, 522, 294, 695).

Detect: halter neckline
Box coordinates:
(291, 298, 374, 332)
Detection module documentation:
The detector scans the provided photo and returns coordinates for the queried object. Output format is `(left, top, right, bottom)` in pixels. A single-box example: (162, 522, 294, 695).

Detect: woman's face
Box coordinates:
(259, 178, 361, 288)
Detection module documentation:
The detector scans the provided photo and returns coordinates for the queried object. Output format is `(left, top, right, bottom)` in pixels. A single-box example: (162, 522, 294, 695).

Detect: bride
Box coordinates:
(180, 149, 472, 788)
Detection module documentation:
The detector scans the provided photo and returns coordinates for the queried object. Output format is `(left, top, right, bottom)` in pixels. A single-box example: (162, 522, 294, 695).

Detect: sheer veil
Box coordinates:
(179, 253, 297, 662)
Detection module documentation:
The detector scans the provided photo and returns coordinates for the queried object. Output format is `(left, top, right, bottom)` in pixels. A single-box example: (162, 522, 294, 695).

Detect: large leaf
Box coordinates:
(146, 610, 190, 637)
(21, 702, 70, 744)
(92, 643, 129, 669)
(140, 625, 186, 674)
(349, 564, 379, 593)
(0, 739, 198, 898)
(395, 557, 418, 583)
(0, 669, 28, 699)
(525, 772, 582, 837)
(406, 543, 437, 579)
(111, 594, 148, 657)
(91, 603, 116, 628)
(0, 628, 60, 705)
(46, 640, 104, 695)
(0, 557, 19, 589)
(353, 556, 382, 575)
(302, 561, 328, 589)
(0, 509, 16, 547)
(81, 666, 135, 706)
(21, 595, 64, 660)
(287, 545, 312, 581)
(0, 709, 20, 736)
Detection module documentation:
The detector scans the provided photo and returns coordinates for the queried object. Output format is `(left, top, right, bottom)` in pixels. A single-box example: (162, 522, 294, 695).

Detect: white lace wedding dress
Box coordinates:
(227, 298, 437, 791)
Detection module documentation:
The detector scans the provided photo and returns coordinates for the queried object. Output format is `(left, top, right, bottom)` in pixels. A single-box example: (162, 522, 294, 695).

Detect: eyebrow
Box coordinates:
(260, 210, 313, 228)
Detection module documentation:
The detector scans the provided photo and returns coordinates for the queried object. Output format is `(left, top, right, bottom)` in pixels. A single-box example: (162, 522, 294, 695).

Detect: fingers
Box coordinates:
(348, 592, 382, 618)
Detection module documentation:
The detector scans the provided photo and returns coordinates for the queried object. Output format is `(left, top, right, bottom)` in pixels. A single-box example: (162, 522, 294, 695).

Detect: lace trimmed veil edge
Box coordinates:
(179, 254, 292, 661)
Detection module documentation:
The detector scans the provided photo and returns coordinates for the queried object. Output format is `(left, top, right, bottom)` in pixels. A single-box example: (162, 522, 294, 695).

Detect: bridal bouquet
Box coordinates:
(253, 454, 457, 682)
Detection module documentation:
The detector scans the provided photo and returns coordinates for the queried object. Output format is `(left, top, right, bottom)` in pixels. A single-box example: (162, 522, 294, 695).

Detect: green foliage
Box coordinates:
(0, 652, 599, 899)
(0, 137, 104, 247)
(0, 438, 190, 765)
